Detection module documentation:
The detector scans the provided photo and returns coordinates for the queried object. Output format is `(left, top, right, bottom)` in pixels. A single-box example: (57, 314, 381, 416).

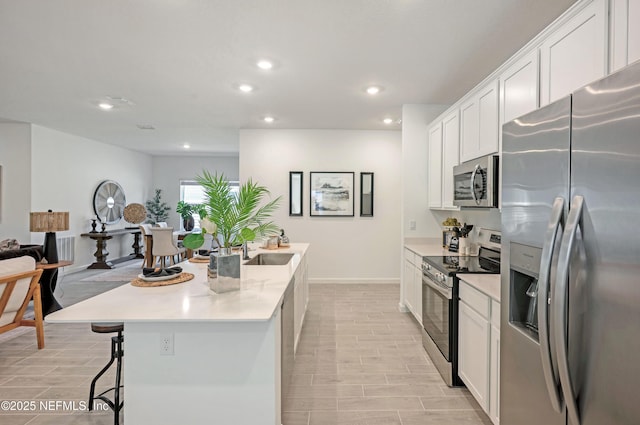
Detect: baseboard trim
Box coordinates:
(398, 302, 409, 313)
(308, 278, 400, 285)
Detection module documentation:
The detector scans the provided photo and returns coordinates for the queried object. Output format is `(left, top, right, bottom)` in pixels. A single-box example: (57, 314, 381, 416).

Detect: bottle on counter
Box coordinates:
(278, 229, 290, 247)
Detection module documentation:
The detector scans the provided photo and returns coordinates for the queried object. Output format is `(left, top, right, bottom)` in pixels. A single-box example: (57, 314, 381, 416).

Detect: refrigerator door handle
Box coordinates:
(470, 164, 480, 205)
(554, 195, 584, 425)
(538, 196, 565, 413)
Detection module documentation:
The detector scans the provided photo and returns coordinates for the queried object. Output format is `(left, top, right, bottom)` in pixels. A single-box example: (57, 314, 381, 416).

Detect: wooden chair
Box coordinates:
(151, 227, 186, 268)
(0, 257, 45, 349)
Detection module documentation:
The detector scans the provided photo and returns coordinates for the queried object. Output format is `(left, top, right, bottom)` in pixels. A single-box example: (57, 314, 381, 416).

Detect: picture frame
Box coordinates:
(289, 171, 303, 216)
(360, 172, 374, 217)
(310, 172, 354, 217)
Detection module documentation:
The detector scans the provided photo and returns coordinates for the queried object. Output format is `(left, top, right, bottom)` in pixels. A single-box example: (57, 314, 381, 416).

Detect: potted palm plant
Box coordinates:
(176, 201, 195, 231)
(182, 171, 281, 293)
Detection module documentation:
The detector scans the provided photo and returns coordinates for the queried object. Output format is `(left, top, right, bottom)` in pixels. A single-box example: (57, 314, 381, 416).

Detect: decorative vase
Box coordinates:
(183, 216, 195, 232)
(208, 247, 241, 293)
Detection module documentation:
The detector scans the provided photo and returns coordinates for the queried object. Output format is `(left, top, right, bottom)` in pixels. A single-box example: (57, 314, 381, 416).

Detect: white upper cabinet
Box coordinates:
(460, 79, 499, 162)
(441, 110, 460, 209)
(500, 50, 539, 127)
(428, 122, 443, 209)
(610, 0, 640, 72)
(428, 111, 460, 210)
(540, 0, 608, 105)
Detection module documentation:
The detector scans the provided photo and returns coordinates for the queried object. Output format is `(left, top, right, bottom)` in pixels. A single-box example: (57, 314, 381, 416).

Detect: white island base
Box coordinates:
(125, 318, 281, 425)
(46, 244, 309, 425)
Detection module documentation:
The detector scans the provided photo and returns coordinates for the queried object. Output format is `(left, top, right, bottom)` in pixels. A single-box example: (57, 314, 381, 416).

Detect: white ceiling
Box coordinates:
(0, 0, 576, 155)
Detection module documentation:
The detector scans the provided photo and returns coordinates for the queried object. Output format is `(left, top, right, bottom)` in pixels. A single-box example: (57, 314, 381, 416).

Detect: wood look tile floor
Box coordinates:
(282, 284, 492, 425)
(0, 272, 491, 424)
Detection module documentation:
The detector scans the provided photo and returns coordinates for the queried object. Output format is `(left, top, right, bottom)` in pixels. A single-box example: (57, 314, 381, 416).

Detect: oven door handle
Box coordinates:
(537, 196, 564, 413)
(422, 274, 452, 299)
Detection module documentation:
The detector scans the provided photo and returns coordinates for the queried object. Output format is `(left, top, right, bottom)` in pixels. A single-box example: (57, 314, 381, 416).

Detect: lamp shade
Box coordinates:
(30, 211, 70, 232)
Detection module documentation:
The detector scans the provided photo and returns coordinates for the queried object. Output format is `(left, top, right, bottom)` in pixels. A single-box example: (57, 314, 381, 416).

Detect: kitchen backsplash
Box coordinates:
(431, 209, 501, 239)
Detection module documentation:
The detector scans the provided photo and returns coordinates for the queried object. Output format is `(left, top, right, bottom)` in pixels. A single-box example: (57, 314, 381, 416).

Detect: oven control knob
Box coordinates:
(425, 264, 431, 271)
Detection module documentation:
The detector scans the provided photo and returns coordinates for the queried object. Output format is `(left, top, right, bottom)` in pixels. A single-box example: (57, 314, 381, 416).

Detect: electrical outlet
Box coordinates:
(160, 333, 174, 355)
(409, 220, 416, 230)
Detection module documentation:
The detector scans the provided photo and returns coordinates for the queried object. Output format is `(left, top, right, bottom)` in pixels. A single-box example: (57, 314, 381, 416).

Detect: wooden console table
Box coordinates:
(81, 228, 143, 269)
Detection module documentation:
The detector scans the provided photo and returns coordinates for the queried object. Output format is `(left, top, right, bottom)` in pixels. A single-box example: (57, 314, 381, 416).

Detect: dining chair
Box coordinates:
(139, 224, 153, 268)
(150, 227, 185, 268)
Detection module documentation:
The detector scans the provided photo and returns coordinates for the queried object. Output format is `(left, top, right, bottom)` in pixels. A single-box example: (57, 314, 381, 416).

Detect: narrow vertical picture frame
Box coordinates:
(289, 171, 303, 216)
(360, 172, 374, 217)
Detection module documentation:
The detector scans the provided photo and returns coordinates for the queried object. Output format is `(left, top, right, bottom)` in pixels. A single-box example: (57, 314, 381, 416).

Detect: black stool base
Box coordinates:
(89, 324, 124, 425)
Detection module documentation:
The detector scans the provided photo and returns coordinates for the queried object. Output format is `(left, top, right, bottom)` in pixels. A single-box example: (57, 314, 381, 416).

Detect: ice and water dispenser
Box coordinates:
(509, 242, 543, 340)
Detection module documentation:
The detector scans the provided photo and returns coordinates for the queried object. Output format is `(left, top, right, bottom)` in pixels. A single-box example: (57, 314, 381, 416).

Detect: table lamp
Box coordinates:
(30, 210, 69, 263)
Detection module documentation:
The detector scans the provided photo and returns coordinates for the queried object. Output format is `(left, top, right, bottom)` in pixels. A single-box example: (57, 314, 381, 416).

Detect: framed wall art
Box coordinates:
(310, 172, 354, 217)
(289, 171, 303, 216)
(360, 172, 374, 217)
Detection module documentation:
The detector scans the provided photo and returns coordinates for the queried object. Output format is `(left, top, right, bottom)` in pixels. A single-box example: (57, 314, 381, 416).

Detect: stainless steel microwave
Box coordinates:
(453, 155, 499, 208)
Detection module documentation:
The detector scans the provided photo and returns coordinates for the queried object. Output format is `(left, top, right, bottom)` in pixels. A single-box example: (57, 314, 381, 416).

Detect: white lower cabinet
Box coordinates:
(403, 248, 422, 323)
(458, 280, 500, 424)
(403, 258, 415, 313)
(458, 299, 490, 410)
(413, 265, 422, 323)
(293, 256, 309, 353)
(489, 322, 500, 424)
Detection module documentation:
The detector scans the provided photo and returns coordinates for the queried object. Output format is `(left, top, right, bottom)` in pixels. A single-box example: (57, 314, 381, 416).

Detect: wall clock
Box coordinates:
(93, 180, 126, 224)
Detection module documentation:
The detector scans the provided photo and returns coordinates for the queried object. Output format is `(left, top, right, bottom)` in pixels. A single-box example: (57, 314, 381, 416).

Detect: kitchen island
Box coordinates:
(46, 243, 309, 425)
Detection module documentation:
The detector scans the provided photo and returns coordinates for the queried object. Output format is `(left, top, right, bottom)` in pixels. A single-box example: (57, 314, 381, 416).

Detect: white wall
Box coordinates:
(401, 104, 449, 239)
(30, 125, 153, 271)
(239, 129, 401, 283)
(0, 123, 32, 242)
(152, 155, 239, 229)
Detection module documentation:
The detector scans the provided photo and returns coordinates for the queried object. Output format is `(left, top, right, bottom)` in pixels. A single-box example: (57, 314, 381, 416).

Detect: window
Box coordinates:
(179, 179, 240, 230)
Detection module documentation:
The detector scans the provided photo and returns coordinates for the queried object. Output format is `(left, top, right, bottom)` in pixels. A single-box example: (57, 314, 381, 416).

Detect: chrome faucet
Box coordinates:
(242, 242, 250, 260)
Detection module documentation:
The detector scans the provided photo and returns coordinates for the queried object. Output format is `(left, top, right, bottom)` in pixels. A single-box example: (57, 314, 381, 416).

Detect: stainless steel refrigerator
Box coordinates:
(501, 59, 640, 425)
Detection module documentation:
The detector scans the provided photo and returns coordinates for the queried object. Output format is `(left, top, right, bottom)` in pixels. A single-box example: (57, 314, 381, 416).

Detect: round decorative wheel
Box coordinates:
(93, 180, 126, 224)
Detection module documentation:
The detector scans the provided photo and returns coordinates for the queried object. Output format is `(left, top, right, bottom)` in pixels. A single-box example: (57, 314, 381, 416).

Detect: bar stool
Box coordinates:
(88, 323, 124, 425)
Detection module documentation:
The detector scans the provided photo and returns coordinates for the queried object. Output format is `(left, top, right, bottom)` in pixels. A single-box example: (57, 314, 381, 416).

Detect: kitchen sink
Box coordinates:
(244, 253, 294, 266)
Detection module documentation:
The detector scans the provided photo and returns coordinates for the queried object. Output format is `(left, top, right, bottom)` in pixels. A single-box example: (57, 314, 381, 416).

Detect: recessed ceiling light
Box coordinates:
(366, 86, 382, 95)
(183, 143, 191, 149)
(238, 84, 254, 93)
(263, 116, 275, 123)
(257, 60, 273, 70)
(383, 118, 393, 125)
(98, 103, 114, 110)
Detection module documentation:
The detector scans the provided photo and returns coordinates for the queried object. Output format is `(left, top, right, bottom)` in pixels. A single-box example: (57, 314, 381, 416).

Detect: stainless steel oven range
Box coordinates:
(421, 228, 501, 386)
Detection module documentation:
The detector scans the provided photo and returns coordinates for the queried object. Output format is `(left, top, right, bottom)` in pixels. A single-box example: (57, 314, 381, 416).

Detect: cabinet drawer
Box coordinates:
(459, 281, 490, 319)
(491, 299, 500, 329)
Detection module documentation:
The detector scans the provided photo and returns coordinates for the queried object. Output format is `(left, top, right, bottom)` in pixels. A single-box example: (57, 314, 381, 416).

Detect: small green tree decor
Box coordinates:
(145, 189, 171, 224)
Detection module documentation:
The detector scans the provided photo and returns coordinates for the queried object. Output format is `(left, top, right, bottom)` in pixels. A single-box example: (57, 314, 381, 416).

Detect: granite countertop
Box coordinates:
(458, 274, 501, 302)
(46, 243, 309, 323)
